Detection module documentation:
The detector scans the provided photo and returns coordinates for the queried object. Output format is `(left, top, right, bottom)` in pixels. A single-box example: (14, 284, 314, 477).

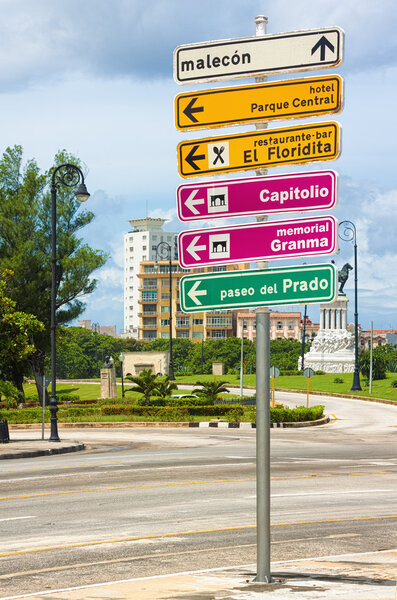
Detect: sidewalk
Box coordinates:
(0, 438, 84, 459)
(3, 550, 396, 599)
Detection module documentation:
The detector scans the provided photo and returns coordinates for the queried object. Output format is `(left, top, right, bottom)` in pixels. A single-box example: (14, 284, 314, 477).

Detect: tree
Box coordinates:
(270, 338, 302, 371)
(359, 348, 388, 380)
(145, 338, 194, 373)
(0, 146, 108, 397)
(125, 369, 158, 405)
(155, 375, 178, 398)
(193, 380, 230, 403)
(0, 270, 44, 391)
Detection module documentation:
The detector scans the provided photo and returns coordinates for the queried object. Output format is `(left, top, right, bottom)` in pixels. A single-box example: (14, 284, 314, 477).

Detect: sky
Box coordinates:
(0, 0, 396, 332)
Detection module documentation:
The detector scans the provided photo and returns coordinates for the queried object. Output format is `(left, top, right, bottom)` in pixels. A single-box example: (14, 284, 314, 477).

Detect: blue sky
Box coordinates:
(0, 0, 395, 332)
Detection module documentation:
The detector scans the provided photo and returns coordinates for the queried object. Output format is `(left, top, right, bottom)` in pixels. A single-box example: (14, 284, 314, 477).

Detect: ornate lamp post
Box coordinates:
(154, 241, 175, 380)
(339, 220, 362, 391)
(49, 164, 90, 442)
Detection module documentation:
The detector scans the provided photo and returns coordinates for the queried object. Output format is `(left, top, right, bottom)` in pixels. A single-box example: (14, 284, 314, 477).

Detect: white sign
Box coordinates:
(174, 27, 344, 84)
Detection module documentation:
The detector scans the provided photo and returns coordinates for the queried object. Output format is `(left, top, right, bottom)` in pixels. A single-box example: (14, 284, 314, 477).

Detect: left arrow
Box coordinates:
(187, 235, 206, 261)
(183, 97, 204, 123)
(187, 280, 207, 306)
(311, 36, 335, 61)
(185, 190, 205, 215)
(185, 145, 206, 171)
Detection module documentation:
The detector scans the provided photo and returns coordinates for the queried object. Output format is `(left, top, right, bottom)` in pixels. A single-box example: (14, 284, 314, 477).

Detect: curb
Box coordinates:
(0, 443, 85, 460)
(188, 415, 330, 429)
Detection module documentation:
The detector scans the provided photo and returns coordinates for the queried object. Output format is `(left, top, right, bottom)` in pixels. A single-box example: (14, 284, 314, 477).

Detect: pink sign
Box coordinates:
(178, 215, 338, 268)
(177, 170, 337, 222)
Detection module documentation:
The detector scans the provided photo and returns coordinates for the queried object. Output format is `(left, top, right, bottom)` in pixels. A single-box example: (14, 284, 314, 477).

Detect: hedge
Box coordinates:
(100, 404, 244, 418)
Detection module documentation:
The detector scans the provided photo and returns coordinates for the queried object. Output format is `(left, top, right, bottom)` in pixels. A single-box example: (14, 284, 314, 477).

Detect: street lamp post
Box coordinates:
(49, 164, 90, 442)
(119, 353, 125, 398)
(92, 322, 100, 377)
(154, 242, 175, 380)
(339, 220, 362, 391)
(300, 304, 307, 371)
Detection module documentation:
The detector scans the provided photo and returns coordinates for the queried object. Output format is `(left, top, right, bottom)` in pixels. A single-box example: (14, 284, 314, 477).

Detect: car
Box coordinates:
(169, 394, 199, 399)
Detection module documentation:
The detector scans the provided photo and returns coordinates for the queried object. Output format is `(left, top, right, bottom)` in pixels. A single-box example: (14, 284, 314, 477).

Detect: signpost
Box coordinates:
(178, 215, 338, 268)
(177, 170, 338, 222)
(177, 121, 341, 178)
(180, 263, 338, 312)
(175, 75, 343, 130)
(174, 27, 344, 84)
(303, 367, 315, 407)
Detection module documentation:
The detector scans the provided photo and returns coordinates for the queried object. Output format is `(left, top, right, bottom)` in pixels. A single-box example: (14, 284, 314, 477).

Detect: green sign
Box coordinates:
(180, 264, 337, 312)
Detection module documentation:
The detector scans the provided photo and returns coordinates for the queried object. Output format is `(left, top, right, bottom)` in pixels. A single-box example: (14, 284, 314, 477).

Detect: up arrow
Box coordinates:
(183, 97, 204, 123)
(185, 190, 205, 215)
(311, 36, 335, 61)
(187, 280, 207, 306)
(186, 235, 206, 261)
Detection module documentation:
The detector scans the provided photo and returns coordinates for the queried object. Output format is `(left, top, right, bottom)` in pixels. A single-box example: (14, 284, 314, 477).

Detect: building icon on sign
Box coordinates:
(209, 233, 230, 259)
(207, 186, 229, 214)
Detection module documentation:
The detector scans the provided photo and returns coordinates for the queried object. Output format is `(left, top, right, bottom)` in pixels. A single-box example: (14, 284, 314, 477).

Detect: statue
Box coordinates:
(103, 355, 114, 368)
(332, 261, 353, 294)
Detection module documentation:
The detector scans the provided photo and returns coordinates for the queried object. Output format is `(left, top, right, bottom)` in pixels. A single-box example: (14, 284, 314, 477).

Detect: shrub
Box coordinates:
(314, 370, 326, 375)
(225, 406, 244, 421)
(391, 380, 397, 388)
(279, 370, 301, 376)
(333, 377, 344, 384)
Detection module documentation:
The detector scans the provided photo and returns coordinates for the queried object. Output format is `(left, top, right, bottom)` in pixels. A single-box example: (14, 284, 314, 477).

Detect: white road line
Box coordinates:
(3, 549, 397, 600)
(246, 489, 393, 499)
(0, 516, 36, 523)
(0, 462, 255, 483)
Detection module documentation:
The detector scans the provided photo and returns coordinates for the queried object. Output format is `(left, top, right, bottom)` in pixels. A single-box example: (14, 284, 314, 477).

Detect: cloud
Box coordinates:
(1, 0, 397, 91)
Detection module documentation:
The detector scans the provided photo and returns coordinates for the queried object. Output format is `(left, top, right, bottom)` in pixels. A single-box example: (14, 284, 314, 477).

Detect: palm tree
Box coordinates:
(155, 375, 178, 399)
(125, 369, 158, 405)
(193, 380, 229, 403)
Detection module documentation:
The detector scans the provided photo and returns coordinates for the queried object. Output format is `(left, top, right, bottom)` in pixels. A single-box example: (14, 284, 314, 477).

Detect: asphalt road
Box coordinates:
(0, 390, 396, 598)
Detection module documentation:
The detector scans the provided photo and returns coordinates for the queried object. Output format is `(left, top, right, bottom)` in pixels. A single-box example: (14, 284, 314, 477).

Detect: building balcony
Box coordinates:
(139, 285, 158, 290)
(138, 311, 158, 316)
(176, 322, 190, 328)
(206, 320, 233, 327)
(139, 325, 158, 330)
(139, 296, 158, 303)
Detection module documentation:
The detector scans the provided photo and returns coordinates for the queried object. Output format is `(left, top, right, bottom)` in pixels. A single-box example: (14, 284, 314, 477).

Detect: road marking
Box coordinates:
(4, 548, 395, 600)
(0, 463, 255, 484)
(1, 515, 397, 558)
(271, 489, 393, 498)
(1, 471, 393, 501)
(332, 413, 338, 419)
(0, 516, 36, 523)
(0, 543, 256, 580)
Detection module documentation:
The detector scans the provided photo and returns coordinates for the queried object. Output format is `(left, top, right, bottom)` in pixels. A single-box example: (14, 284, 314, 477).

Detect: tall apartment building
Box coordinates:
(123, 218, 177, 336)
(138, 261, 250, 342)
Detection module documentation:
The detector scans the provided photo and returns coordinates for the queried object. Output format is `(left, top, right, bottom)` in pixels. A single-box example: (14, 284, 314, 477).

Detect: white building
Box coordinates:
(123, 218, 177, 336)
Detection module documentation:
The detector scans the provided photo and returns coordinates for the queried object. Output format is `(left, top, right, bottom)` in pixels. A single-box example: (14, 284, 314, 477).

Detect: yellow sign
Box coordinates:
(175, 75, 343, 131)
(177, 121, 341, 178)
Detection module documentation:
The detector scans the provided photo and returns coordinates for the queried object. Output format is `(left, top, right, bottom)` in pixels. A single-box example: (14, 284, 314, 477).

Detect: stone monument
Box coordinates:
(100, 355, 117, 399)
(300, 263, 356, 373)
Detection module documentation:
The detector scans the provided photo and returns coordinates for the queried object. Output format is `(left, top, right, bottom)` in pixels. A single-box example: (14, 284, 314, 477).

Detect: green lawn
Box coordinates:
(23, 373, 397, 403)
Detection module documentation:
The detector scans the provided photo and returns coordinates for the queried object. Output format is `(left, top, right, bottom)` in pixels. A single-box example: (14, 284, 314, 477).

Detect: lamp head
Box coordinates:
(75, 182, 90, 203)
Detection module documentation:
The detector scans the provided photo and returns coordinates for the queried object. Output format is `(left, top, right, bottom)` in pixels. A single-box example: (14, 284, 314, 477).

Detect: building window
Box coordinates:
(142, 292, 157, 301)
(161, 319, 170, 326)
(142, 246, 147, 251)
(193, 319, 203, 325)
(288, 321, 294, 330)
(213, 265, 226, 272)
(161, 332, 170, 339)
(176, 318, 190, 327)
(193, 332, 203, 338)
(143, 331, 156, 340)
(277, 321, 283, 329)
(212, 330, 226, 339)
(152, 235, 157, 241)
(176, 330, 190, 338)
(161, 306, 169, 313)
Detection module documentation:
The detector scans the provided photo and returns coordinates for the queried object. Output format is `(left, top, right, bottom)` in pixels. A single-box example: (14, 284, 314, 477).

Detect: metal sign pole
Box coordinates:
(254, 14, 271, 585)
